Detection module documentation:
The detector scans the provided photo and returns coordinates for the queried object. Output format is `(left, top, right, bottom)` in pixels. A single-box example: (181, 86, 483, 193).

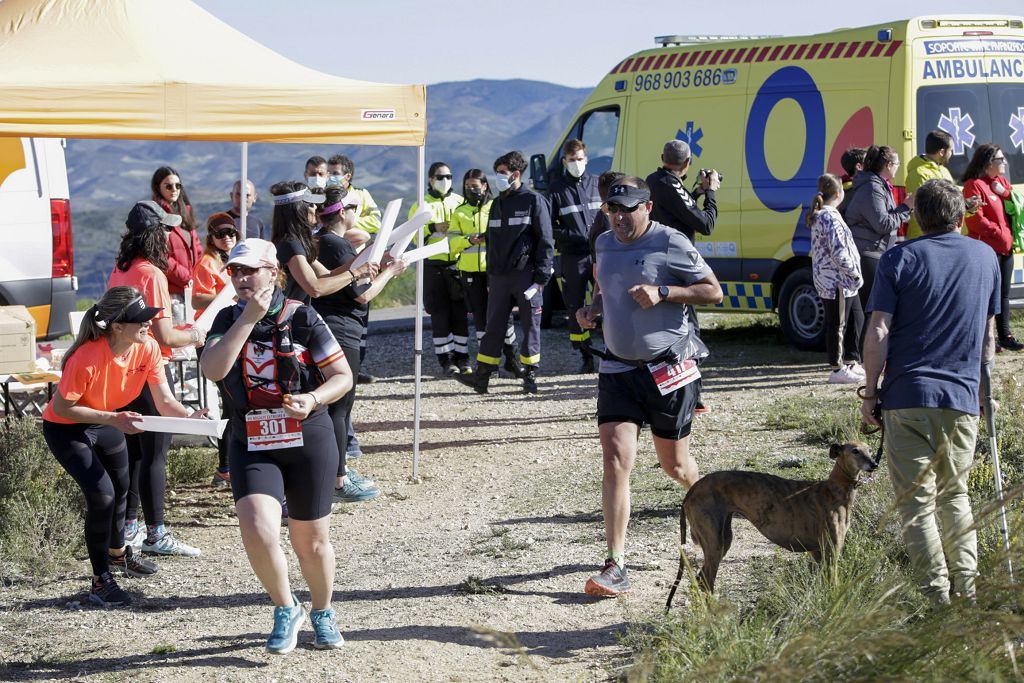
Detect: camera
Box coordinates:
(699, 168, 724, 182)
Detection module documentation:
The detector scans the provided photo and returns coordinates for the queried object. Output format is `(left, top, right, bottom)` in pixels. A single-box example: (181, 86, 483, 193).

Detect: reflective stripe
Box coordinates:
(504, 324, 516, 344)
(461, 245, 483, 254)
(477, 352, 500, 366)
(587, 201, 603, 209)
(508, 216, 532, 226)
(559, 204, 585, 216)
(569, 331, 591, 342)
(488, 219, 502, 228)
(434, 342, 454, 353)
(520, 353, 540, 365)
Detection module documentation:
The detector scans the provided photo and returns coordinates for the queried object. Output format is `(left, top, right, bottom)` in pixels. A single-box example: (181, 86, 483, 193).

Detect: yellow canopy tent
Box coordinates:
(0, 0, 430, 477)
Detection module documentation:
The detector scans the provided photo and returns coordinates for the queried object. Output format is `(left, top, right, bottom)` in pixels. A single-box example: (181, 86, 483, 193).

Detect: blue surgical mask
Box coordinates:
(327, 175, 347, 188)
(494, 173, 512, 192)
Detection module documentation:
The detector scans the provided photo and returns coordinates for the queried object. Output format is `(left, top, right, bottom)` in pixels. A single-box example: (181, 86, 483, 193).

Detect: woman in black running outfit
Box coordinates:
(200, 235, 354, 654)
(42, 286, 205, 606)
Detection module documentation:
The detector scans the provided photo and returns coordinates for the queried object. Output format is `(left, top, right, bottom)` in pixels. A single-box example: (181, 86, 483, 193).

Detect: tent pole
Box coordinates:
(412, 145, 425, 482)
(239, 142, 249, 241)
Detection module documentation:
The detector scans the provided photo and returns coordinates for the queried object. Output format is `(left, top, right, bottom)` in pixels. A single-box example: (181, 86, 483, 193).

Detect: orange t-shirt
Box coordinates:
(192, 252, 229, 320)
(109, 258, 173, 359)
(43, 337, 167, 424)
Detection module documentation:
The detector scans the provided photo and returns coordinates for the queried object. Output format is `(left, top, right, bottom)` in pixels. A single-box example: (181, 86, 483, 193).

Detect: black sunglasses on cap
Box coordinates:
(211, 227, 238, 239)
(606, 203, 643, 214)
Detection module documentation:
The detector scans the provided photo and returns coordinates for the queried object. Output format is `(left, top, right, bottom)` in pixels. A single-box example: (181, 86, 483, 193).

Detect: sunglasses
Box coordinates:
(344, 204, 359, 212)
(226, 264, 264, 277)
(606, 203, 643, 214)
(162, 182, 182, 190)
(994, 156, 1007, 162)
(211, 228, 238, 239)
(433, 174, 453, 180)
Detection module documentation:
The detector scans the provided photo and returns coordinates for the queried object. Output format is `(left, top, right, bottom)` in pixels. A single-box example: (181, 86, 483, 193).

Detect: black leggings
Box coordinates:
(121, 367, 173, 526)
(328, 342, 360, 478)
(43, 421, 129, 577)
(998, 251, 1013, 340)
(823, 295, 864, 367)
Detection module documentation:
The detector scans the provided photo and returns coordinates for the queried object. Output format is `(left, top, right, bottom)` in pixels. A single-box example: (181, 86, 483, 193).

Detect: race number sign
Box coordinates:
(647, 358, 701, 396)
(245, 409, 303, 451)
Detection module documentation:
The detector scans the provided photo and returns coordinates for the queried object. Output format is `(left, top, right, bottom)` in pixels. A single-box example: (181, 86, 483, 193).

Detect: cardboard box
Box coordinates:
(0, 306, 37, 375)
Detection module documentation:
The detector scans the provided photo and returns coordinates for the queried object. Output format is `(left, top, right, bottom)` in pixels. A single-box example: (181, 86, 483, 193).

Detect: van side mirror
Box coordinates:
(529, 153, 549, 192)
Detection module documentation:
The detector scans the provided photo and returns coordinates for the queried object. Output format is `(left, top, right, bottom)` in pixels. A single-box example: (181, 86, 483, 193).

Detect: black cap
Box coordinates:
(126, 200, 182, 233)
(113, 295, 163, 324)
(606, 183, 651, 208)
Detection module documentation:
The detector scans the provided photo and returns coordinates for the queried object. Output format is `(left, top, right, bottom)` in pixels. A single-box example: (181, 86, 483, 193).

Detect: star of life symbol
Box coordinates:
(676, 121, 703, 157)
(1010, 107, 1024, 153)
(937, 107, 975, 155)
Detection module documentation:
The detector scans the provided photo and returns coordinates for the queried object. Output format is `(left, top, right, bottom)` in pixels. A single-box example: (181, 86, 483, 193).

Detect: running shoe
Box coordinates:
(827, 366, 861, 385)
(108, 545, 159, 578)
(357, 372, 376, 385)
(266, 594, 306, 655)
(1000, 336, 1024, 351)
(89, 571, 132, 607)
(310, 607, 345, 649)
(346, 469, 375, 487)
(345, 445, 363, 461)
(210, 470, 231, 489)
(584, 560, 632, 597)
(332, 478, 380, 503)
(124, 520, 145, 550)
(142, 531, 201, 557)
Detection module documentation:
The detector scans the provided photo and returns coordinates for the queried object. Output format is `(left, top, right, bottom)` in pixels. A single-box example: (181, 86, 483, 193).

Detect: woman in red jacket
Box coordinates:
(962, 144, 1020, 351)
(151, 166, 202, 300)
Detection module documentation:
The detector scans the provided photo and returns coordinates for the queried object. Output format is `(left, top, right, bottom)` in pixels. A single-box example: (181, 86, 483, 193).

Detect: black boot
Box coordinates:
(438, 352, 457, 376)
(502, 344, 525, 379)
(452, 352, 471, 374)
(454, 364, 495, 394)
(522, 365, 538, 394)
(577, 344, 596, 374)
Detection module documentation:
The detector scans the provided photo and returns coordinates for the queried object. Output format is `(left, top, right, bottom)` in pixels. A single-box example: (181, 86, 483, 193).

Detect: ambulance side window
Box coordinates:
(566, 107, 619, 177)
(916, 85, 993, 183)
(990, 84, 1024, 185)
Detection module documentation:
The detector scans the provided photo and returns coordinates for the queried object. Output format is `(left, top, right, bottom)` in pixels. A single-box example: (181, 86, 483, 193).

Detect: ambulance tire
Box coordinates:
(777, 267, 825, 351)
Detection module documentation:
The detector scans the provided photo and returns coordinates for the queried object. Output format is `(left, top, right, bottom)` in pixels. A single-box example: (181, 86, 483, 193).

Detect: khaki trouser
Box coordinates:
(883, 407, 979, 603)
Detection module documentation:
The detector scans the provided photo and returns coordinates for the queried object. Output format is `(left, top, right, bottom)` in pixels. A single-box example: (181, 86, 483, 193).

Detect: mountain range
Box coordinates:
(68, 79, 590, 297)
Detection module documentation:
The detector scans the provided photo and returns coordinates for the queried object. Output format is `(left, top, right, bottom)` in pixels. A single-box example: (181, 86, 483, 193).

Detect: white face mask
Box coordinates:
(431, 177, 452, 195)
(565, 160, 587, 178)
(494, 172, 513, 192)
(305, 175, 327, 189)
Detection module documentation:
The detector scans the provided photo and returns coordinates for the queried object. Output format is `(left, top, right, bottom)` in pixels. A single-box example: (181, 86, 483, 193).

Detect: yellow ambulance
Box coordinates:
(532, 15, 1024, 349)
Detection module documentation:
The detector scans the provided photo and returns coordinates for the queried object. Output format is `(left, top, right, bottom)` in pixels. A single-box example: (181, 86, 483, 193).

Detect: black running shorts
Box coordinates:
(596, 368, 697, 440)
(227, 409, 338, 521)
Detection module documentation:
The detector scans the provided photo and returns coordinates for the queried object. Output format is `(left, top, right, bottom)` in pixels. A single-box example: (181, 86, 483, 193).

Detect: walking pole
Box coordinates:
(982, 361, 1014, 582)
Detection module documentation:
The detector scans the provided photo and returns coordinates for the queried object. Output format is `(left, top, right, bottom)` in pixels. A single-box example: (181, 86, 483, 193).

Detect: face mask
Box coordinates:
(565, 160, 587, 178)
(494, 173, 513, 192)
(431, 177, 452, 195)
(326, 175, 347, 188)
(305, 176, 327, 189)
(993, 180, 1006, 195)
(465, 187, 484, 206)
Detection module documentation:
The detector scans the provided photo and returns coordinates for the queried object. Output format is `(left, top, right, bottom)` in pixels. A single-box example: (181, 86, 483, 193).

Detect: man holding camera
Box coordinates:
(646, 139, 719, 242)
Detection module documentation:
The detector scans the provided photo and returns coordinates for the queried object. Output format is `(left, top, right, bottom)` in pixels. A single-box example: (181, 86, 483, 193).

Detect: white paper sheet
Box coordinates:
(388, 209, 435, 258)
(349, 198, 402, 270)
(137, 416, 228, 438)
(183, 284, 194, 323)
(193, 283, 237, 333)
(400, 238, 450, 265)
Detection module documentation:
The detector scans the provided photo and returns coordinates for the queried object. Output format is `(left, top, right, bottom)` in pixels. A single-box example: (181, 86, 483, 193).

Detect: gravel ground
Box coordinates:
(3, 314, 1019, 682)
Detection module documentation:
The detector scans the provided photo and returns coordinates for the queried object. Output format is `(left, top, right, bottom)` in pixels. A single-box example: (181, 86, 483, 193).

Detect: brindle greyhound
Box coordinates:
(666, 442, 878, 605)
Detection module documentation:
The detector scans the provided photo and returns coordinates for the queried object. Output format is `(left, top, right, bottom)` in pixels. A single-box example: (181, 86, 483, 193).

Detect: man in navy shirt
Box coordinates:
(861, 178, 998, 607)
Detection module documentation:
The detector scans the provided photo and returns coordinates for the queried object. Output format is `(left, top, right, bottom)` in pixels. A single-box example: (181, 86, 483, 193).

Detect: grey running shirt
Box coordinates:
(595, 221, 712, 373)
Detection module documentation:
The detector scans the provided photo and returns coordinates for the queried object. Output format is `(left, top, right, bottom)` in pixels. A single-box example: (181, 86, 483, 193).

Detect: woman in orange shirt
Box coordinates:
(43, 286, 205, 606)
(109, 201, 207, 557)
(191, 212, 237, 487)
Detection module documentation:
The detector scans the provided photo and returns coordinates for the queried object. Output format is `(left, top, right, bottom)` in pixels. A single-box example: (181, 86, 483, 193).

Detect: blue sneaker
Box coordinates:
(124, 520, 144, 550)
(310, 607, 344, 649)
(266, 594, 305, 654)
(332, 477, 380, 503)
(346, 469, 375, 487)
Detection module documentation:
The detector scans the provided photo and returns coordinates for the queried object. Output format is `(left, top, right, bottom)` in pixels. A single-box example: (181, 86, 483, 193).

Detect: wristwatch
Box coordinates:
(657, 285, 670, 302)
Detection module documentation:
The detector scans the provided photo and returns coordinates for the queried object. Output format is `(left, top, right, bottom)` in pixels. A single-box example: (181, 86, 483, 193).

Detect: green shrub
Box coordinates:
(0, 419, 84, 577)
(166, 445, 218, 489)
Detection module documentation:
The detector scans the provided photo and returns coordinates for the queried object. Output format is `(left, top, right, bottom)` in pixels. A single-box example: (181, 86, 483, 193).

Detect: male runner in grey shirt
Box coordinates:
(576, 177, 722, 597)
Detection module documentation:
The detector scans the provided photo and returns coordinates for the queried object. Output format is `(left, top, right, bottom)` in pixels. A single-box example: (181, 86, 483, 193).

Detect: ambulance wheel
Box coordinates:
(777, 268, 825, 351)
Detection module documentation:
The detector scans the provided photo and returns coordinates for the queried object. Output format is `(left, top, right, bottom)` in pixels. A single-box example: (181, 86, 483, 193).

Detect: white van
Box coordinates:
(0, 137, 76, 339)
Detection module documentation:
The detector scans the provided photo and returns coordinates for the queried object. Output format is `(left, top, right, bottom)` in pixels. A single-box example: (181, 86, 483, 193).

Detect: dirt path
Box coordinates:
(0, 318, 930, 682)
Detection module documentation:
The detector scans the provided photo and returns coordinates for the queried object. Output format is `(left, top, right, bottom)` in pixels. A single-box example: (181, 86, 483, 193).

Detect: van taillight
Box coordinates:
(51, 198, 73, 278)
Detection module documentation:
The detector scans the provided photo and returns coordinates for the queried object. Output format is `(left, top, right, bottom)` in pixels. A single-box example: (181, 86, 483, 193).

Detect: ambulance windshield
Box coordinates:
(917, 84, 1024, 185)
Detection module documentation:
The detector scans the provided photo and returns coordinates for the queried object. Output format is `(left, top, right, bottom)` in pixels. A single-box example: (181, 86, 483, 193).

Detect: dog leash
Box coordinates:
(857, 385, 884, 466)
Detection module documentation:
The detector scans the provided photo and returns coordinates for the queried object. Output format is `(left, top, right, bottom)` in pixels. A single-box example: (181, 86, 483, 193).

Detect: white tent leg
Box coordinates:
(239, 142, 249, 241)
(412, 145, 425, 482)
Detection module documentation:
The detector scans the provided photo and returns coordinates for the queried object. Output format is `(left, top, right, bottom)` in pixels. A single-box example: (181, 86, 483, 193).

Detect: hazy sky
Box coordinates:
(196, 0, 1024, 88)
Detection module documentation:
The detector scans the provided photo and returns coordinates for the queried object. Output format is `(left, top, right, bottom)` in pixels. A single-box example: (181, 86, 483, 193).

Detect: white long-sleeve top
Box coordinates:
(810, 205, 863, 299)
